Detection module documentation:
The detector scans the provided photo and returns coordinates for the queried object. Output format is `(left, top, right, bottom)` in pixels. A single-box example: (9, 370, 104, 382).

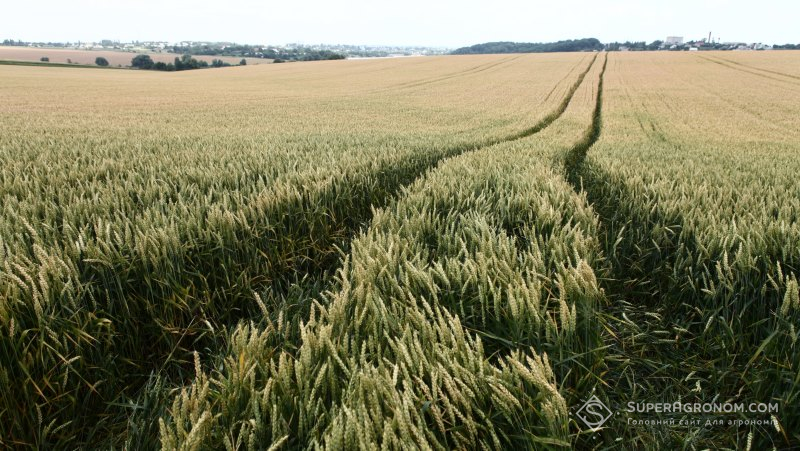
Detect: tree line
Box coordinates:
(451, 38, 604, 54)
(452, 38, 800, 54)
(169, 44, 346, 61)
(605, 41, 663, 51)
(131, 54, 245, 71)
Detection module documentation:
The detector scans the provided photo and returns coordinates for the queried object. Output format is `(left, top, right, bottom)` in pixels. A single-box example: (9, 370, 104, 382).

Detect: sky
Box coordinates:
(2, 0, 798, 48)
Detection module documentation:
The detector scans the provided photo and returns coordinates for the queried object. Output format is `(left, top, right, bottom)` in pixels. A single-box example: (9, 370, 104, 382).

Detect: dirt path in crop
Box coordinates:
(231, 53, 603, 377)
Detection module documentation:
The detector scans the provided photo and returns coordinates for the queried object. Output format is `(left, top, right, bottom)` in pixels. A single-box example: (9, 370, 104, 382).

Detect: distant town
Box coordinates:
(608, 33, 797, 51)
(0, 39, 451, 59)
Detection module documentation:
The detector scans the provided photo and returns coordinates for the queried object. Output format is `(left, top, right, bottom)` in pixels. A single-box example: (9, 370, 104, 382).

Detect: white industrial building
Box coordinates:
(665, 36, 684, 45)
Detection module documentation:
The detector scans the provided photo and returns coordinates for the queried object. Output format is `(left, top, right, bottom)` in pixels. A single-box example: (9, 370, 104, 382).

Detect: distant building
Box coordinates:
(665, 36, 684, 45)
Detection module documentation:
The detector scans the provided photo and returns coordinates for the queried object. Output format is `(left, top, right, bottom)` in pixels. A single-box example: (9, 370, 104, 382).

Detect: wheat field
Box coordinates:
(1, 50, 798, 449)
(573, 51, 800, 448)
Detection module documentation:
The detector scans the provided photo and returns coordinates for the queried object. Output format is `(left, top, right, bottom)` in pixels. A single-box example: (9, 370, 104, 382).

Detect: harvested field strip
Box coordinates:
(0, 54, 595, 448)
(160, 52, 607, 450)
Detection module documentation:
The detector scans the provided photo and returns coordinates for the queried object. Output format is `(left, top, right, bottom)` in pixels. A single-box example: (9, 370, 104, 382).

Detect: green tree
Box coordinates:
(240, 58, 247, 66)
(131, 54, 154, 69)
(95, 57, 109, 67)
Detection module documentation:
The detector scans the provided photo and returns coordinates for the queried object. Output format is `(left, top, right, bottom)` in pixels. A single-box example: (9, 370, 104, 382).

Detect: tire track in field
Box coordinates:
(563, 52, 607, 172)
(698, 55, 800, 87)
(357, 56, 518, 95)
(208, 51, 601, 444)
(711, 55, 800, 81)
(283, 51, 598, 315)
(541, 53, 685, 447)
(387, 55, 522, 91)
(136, 49, 600, 386)
(27, 53, 602, 449)
(563, 52, 697, 306)
(262, 52, 599, 303)
(223, 52, 599, 343)
(560, 50, 705, 447)
(565, 52, 702, 317)
(663, 56, 800, 137)
(560, 52, 788, 448)
(542, 53, 591, 104)
(503, 53, 599, 141)
(150, 51, 601, 433)
(385, 58, 510, 88)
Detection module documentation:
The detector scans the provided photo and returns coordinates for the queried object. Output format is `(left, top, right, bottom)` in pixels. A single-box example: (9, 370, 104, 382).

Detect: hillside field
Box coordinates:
(1, 50, 799, 449)
(0, 45, 269, 67)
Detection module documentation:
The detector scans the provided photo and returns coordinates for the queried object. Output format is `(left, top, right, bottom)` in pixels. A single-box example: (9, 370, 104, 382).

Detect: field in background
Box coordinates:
(1, 51, 799, 449)
(0, 45, 269, 66)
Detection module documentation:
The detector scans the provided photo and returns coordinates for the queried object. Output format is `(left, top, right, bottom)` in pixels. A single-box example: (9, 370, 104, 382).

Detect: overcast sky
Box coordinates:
(3, 0, 798, 47)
